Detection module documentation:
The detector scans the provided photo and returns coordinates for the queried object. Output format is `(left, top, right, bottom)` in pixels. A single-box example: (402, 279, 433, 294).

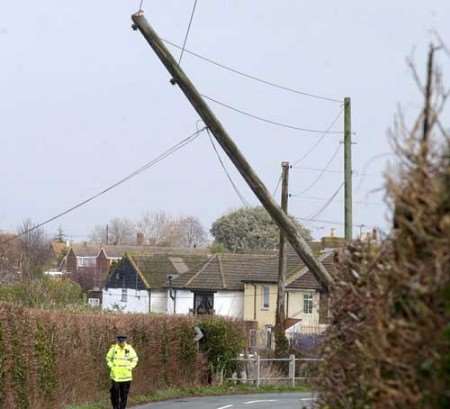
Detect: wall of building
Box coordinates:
(287, 290, 321, 326)
(65, 251, 77, 273)
(243, 284, 322, 329)
(102, 288, 149, 313)
(214, 291, 244, 319)
(243, 283, 278, 328)
(168, 290, 193, 315)
(150, 289, 168, 313)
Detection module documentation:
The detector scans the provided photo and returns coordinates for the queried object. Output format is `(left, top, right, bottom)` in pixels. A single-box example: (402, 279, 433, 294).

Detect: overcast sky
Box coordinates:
(0, 1, 449, 241)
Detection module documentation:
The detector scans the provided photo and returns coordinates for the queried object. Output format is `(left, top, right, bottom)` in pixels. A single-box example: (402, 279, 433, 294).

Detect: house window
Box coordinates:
(262, 286, 270, 309)
(88, 298, 100, 307)
(194, 292, 214, 315)
(77, 256, 96, 267)
(303, 293, 313, 314)
(121, 288, 127, 303)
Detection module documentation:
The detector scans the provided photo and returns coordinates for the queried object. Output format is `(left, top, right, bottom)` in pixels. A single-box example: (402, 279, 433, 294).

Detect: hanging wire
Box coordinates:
(162, 38, 343, 103)
(298, 144, 342, 194)
(272, 175, 283, 197)
(292, 107, 344, 166)
(0, 127, 207, 246)
(202, 94, 345, 135)
(207, 129, 250, 207)
(306, 182, 344, 220)
(178, 0, 199, 65)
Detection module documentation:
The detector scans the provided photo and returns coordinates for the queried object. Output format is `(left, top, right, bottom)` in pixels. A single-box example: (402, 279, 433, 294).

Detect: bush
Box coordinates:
(198, 317, 246, 378)
(0, 277, 84, 308)
(0, 304, 245, 409)
(315, 48, 450, 409)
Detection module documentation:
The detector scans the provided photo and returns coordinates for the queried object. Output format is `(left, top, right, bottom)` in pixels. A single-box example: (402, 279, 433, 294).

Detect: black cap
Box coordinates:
(117, 335, 127, 342)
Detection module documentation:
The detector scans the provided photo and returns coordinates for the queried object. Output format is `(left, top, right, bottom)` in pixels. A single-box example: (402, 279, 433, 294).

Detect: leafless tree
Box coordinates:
(0, 233, 21, 283)
(170, 216, 207, 248)
(136, 211, 173, 245)
(89, 217, 137, 245)
(17, 219, 51, 280)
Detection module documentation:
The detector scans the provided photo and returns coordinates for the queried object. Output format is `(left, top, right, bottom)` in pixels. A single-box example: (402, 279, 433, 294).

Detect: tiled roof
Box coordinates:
(69, 243, 210, 259)
(171, 248, 336, 291)
(287, 252, 336, 290)
(130, 254, 210, 288)
(102, 245, 210, 258)
(69, 244, 100, 257)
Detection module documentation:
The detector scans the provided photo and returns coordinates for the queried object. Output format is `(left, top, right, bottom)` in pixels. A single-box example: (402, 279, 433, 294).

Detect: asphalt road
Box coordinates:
(132, 393, 317, 409)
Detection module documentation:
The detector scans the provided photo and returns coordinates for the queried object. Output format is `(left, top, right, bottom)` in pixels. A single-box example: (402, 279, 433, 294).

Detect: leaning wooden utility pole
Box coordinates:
(131, 12, 333, 288)
(275, 162, 290, 333)
(344, 97, 352, 241)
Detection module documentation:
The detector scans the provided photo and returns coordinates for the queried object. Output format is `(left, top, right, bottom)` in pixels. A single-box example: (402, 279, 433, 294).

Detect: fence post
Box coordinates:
(256, 354, 261, 387)
(289, 354, 296, 387)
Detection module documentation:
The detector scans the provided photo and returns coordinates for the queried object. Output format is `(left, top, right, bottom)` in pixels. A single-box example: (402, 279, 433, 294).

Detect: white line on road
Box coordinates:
(217, 405, 233, 409)
(300, 398, 316, 401)
(243, 400, 278, 405)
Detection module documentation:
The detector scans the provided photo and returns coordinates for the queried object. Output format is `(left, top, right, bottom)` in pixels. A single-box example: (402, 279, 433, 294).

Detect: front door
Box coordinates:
(193, 292, 214, 315)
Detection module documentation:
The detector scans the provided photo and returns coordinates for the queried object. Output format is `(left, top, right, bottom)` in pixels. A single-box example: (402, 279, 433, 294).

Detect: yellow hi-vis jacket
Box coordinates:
(106, 343, 138, 382)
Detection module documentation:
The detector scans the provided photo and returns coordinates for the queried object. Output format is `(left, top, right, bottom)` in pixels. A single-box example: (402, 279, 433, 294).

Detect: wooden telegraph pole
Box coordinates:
(131, 12, 333, 288)
(275, 162, 290, 333)
(344, 97, 352, 241)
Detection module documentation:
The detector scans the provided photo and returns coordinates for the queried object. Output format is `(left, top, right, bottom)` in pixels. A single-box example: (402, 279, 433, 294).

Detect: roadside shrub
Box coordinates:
(199, 317, 246, 379)
(0, 304, 244, 409)
(0, 277, 84, 308)
(315, 48, 450, 409)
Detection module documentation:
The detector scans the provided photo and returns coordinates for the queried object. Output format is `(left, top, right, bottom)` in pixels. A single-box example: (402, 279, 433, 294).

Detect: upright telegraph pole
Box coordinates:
(275, 162, 290, 333)
(344, 97, 352, 241)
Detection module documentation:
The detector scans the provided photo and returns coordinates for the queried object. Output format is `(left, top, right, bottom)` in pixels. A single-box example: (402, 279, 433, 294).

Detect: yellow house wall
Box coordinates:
(243, 283, 278, 328)
(287, 290, 320, 326)
(244, 283, 321, 328)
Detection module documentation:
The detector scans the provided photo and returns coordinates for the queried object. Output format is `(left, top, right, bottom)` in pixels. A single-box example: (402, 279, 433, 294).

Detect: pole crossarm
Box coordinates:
(131, 12, 334, 288)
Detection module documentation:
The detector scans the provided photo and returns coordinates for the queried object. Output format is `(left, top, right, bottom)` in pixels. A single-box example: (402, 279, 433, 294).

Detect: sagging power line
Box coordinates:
(297, 144, 342, 194)
(162, 38, 343, 103)
(0, 127, 206, 246)
(208, 130, 250, 207)
(202, 94, 345, 135)
(178, 0, 199, 65)
(306, 182, 345, 220)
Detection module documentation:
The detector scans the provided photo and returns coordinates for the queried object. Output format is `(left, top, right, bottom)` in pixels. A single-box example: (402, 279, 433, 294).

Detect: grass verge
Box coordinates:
(66, 384, 310, 409)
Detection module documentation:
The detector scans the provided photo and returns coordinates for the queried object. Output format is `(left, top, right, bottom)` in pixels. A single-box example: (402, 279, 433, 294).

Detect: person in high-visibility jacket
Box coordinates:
(106, 335, 138, 409)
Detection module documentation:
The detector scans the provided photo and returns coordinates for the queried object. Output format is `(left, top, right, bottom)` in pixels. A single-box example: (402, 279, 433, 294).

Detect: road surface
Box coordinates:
(132, 392, 317, 409)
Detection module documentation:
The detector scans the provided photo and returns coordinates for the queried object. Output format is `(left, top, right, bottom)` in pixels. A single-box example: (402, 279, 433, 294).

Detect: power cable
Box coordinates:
(294, 216, 364, 228)
(178, 0, 199, 65)
(162, 38, 343, 103)
(306, 182, 344, 220)
(272, 175, 282, 197)
(292, 167, 373, 176)
(298, 144, 342, 194)
(292, 107, 344, 166)
(202, 94, 345, 135)
(355, 152, 394, 192)
(0, 128, 206, 246)
(137, 0, 145, 12)
(289, 194, 383, 207)
(207, 130, 250, 207)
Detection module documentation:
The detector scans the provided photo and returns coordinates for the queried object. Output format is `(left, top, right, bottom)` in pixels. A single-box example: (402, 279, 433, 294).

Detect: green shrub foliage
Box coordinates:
(0, 304, 245, 409)
(199, 317, 246, 377)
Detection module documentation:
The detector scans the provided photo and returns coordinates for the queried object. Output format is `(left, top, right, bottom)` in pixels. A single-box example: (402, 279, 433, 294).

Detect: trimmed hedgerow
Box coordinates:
(0, 304, 245, 409)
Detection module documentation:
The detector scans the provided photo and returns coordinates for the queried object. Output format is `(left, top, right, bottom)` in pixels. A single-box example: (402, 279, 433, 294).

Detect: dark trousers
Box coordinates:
(110, 380, 131, 409)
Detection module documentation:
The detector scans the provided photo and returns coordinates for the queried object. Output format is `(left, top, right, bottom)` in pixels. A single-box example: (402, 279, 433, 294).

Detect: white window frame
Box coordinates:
(303, 293, 313, 314)
(262, 286, 270, 309)
(121, 288, 128, 303)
